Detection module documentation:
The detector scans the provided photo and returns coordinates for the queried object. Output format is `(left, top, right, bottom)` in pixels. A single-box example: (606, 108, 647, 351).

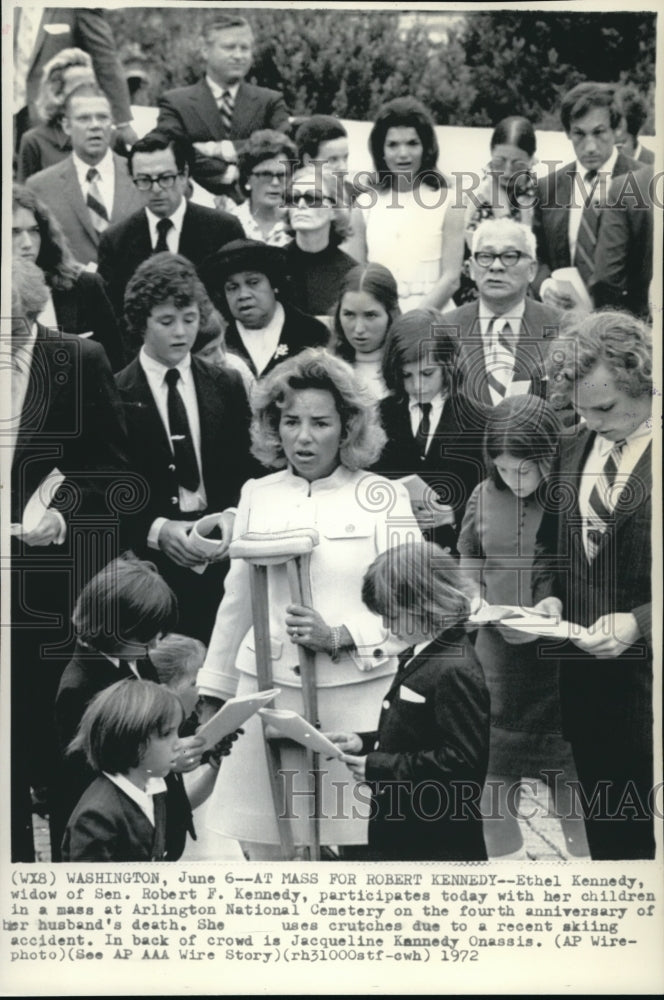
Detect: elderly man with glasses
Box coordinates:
(441, 217, 560, 408)
(97, 131, 244, 323)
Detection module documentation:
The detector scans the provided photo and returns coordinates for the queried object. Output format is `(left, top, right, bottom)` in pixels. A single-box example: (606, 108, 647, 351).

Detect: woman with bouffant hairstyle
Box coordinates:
(197, 348, 420, 859)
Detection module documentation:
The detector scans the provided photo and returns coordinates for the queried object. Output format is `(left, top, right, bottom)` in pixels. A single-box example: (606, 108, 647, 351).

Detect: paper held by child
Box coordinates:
(469, 604, 584, 640)
(400, 474, 456, 527)
(10, 467, 65, 536)
(258, 708, 345, 759)
(550, 267, 593, 311)
(196, 688, 280, 751)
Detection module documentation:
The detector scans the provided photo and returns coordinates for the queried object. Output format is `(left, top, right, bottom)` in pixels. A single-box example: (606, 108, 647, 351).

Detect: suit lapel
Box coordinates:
(614, 440, 652, 527)
(62, 157, 97, 246)
(13, 327, 70, 458)
(120, 359, 173, 460)
(110, 153, 137, 222)
(191, 359, 222, 482)
(232, 82, 257, 133)
(189, 79, 224, 138)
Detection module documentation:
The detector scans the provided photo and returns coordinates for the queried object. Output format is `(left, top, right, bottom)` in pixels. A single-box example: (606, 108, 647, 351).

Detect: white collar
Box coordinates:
(573, 145, 619, 179)
(236, 300, 285, 339)
(408, 391, 445, 415)
(594, 419, 652, 457)
(206, 76, 240, 101)
(72, 147, 114, 184)
(139, 345, 193, 384)
(284, 463, 353, 494)
(145, 196, 187, 237)
(478, 297, 526, 336)
(104, 772, 167, 824)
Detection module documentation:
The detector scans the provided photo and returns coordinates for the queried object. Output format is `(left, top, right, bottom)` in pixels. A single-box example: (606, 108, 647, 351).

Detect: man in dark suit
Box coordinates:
(115, 253, 256, 643)
(9, 259, 129, 861)
(615, 84, 656, 166)
(26, 86, 142, 266)
(534, 82, 640, 309)
(532, 310, 653, 860)
(443, 218, 560, 408)
(97, 132, 244, 322)
(591, 166, 654, 319)
(13, 6, 137, 152)
(156, 14, 289, 195)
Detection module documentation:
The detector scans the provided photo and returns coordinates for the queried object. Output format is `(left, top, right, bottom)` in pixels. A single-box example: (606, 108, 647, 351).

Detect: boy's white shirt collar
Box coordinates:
(104, 772, 167, 825)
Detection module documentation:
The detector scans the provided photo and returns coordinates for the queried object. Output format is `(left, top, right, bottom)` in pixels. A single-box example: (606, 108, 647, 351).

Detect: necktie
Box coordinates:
(574, 169, 600, 289)
(154, 217, 173, 254)
(415, 402, 432, 458)
(151, 793, 167, 860)
(165, 368, 200, 493)
(486, 318, 515, 404)
(86, 167, 109, 233)
(585, 439, 626, 561)
(218, 90, 234, 135)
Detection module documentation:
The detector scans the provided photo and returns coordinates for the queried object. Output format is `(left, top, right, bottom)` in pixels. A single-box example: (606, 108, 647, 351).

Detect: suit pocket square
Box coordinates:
(44, 23, 71, 34)
(399, 686, 426, 704)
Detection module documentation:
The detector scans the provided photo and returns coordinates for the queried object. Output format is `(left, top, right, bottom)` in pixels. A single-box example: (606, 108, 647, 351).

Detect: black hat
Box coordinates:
(199, 239, 286, 291)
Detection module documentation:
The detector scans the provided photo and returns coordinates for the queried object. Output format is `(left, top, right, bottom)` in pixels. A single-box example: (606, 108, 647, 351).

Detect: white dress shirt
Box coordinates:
(236, 302, 286, 375)
(103, 772, 167, 825)
(139, 348, 207, 547)
(145, 197, 187, 253)
(567, 145, 619, 260)
(206, 76, 240, 105)
(72, 148, 116, 219)
(579, 420, 651, 556)
(408, 391, 446, 455)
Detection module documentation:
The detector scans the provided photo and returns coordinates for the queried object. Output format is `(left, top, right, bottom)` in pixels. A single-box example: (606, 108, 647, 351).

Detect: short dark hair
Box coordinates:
(381, 309, 459, 399)
(368, 97, 445, 191)
(483, 396, 561, 490)
(203, 15, 253, 40)
(69, 678, 183, 774)
(238, 129, 297, 194)
(124, 252, 213, 347)
(617, 84, 648, 139)
(72, 557, 178, 654)
(296, 115, 348, 163)
(490, 116, 536, 157)
(128, 130, 191, 176)
(362, 541, 470, 635)
(333, 263, 400, 363)
(560, 82, 620, 133)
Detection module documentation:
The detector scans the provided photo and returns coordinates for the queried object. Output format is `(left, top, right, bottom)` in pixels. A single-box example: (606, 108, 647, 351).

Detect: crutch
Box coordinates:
(229, 528, 321, 860)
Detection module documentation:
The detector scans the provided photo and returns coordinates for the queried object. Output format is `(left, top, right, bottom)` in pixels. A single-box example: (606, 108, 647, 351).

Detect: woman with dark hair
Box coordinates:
(221, 129, 296, 247)
(332, 262, 400, 399)
(373, 308, 487, 552)
(200, 238, 329, 379)
(196, 348, 420, 859)
(363, 97, 465, 312)
(283, 166, 358, 318)
(12, 184, 125, 370)
(458, 396, 587, 859)
(457, 115, 538, 305)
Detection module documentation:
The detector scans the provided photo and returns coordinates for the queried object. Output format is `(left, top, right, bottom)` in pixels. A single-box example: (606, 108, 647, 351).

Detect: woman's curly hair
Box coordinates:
(546, 309, 652, 409)
(250, 348, 386, 470)
(124, 253, 214, 347)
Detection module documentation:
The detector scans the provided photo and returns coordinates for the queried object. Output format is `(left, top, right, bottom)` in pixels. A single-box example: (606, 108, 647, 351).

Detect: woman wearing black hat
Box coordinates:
(200, 239, 329, 379)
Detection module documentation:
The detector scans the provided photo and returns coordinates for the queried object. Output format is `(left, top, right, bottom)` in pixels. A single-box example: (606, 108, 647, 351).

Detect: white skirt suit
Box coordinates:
(197, 465, 419, 846)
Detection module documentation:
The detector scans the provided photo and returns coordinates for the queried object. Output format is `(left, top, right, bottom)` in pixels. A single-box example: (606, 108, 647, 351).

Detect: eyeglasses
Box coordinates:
(251, 170, 288, 183)
(473, 250, 531, 268)
(133, 172, 182, 191)
(284, 190, 333, 209)
(487, 157, 532, 173)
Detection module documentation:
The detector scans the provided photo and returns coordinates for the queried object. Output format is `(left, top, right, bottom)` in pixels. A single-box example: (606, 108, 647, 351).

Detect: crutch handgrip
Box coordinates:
(230, 529, 319, 565)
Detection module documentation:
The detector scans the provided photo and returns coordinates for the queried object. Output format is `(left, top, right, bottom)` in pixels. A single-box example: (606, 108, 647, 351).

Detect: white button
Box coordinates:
(373, 741, 380, 750)
(382, 699, 390, 710)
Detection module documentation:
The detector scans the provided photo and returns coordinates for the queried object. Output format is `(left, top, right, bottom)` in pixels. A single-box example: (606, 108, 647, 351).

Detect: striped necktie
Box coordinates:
(486, 318, 515, 404)
(585, 439, 626, 561)
(86, 167, 109, 233)
(573, 169, 600, 289)
(218, 90, 234, 135)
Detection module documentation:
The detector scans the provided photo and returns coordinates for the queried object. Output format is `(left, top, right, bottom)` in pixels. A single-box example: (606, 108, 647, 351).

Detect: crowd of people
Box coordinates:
(9, 11, 656, 864)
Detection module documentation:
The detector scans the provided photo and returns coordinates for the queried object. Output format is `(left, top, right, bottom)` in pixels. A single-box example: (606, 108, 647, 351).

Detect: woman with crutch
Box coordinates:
(196, 349, 419, 860)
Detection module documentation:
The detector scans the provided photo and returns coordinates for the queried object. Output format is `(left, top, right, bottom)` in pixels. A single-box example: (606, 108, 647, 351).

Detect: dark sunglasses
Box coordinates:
(285, 189, 333, 209)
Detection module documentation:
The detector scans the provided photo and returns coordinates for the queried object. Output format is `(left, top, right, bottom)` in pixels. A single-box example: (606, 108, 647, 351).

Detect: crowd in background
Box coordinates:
(8, 10, 656, 865)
